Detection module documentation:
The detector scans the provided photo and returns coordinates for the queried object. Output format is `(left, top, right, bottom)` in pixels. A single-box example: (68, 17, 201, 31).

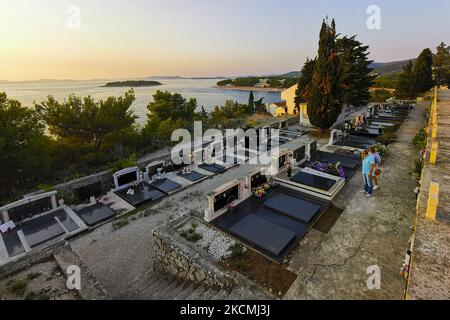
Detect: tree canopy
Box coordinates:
(307, 18, 342, 131)
(0, 93, 51, 199)
(336, 35, 374, 107)
(433, 42, 450, 87)
(36, 89, 137, 152)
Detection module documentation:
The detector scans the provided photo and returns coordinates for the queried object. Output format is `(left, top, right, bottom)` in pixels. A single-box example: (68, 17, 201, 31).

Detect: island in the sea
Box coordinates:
(103, 80, 162, 87)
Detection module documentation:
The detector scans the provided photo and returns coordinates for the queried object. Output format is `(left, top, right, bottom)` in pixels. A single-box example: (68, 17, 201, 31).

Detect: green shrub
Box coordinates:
(413, 128, 427, 150)
(112, 218, 129, 230)
(180, 223, 203, 243)
(230, 244, 244, 258)
(109, 154, 137, 173)
(7, 278, 28, 296)
(24, 290, 50, 300)
(373, 143, 388, 157)
(377, 127, 397, 145)
(37, 184, 55, 192)
(414, 159, 424, 175)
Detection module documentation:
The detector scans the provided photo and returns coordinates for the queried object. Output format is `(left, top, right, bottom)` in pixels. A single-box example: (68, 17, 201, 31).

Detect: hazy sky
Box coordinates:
(1, 0, 449, 81)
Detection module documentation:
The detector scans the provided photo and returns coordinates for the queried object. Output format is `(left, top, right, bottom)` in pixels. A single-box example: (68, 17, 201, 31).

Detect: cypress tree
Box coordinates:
(413, 48, 434, 93)
(294, 58, 316, 109)
(395, 60, 415, 99)
(248, 91, 255, 113)
(308, 18, 342, 131)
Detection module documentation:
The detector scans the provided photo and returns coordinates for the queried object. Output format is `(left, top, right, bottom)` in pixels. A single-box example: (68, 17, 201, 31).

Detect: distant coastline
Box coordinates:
(213, 85, 283, 93)
(103, 80, 162, 87)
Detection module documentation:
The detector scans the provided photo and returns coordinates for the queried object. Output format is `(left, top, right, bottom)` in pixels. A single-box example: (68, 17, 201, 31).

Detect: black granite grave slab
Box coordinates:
(263, 194, 322, 224)
(198, 163, 225, 173)
(335, 139, 372, 150)
(1, 231, 25, 257)
(150, 178, 182, 194)
(313, 151, 360, 169)
(230, 214, 296, 257)
(253, 207, 309, 237)
(290, 172, 336, 192)
(21, 215, 65, 247)
(114, 182, 166, 206)
(75, 203, 116, 226)
(52, 209, 79, 232)
(177, 171, 206, 182)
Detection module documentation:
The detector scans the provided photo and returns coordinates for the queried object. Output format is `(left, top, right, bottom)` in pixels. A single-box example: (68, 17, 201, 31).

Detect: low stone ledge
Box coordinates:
(0, 241, 63, 281)
(53, 242, 108, 300)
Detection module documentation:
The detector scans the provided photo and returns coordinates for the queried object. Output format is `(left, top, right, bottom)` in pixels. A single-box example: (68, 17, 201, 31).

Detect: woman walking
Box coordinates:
(361, 150, 375, 197)
(369, 146, 382, 190)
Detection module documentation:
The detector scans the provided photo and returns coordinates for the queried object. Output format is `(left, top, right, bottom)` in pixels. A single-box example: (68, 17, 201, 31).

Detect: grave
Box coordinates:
(230, 214, 296, 257)
(52, 209, 79, 232)
(150, 178, 182, 194)
(114, 182, 166, 207)
(113, 166, 140, 190)
(1, 231, 25, 258)
(75, 203, 116, 226)
(177, 170, 206, 182)
(275, 167, 346, 201)
(75, 181, 103, 203)
(21, 214, 65, 247)
(290, 171, 336, 192)
(198, 163, 226, 174)
(210, 184, 328, 262)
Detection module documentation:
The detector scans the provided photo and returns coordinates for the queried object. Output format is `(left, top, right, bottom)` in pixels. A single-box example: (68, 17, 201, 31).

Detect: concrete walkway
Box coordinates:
(285, 102, 426, 300)
(408, 90, 450, 300)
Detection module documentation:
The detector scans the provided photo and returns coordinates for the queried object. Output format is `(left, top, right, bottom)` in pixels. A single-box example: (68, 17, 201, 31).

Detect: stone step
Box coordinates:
(173, 283, 196, 300)
(163, 281, 188, 300)
(139, 276, 173, 299)
(211, 289, 232, 300)
(152, 277, 179, 300)
(184, 285, 207, 300)
(201, 288, 218, 300)
(122, 273, 162, 299)
(120, 271, 157, 298)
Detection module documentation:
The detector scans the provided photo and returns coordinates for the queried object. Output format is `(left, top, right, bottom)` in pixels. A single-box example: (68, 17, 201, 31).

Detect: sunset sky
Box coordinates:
(1, 0, 449, 81)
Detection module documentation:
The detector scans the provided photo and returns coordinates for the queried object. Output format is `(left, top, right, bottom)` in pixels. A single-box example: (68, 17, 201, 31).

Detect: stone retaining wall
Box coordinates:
(0, 241, 63, 280)
(152, 216, 236, 290)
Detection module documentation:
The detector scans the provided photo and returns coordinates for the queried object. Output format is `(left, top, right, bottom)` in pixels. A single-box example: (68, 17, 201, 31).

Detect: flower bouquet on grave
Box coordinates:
(254, 188, 266, 198)
(269, 180, 279, 188)
(262, 183, 271, 191)
(130, 181, 138, 188)
(311, 161, 340, 177)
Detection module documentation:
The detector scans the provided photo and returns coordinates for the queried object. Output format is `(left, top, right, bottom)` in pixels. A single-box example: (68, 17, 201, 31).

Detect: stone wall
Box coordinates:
(152, 216, 236, 290)
(0, 241, 63, 280)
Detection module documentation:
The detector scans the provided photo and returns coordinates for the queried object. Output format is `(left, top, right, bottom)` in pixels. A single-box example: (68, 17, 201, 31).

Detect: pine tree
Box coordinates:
(294, 58, 316, 110)
(395, 60, 415, 99)
(433, 42, 450, 87)
(308, 18, 342, 131)
(336, 35, 375, 107)
(413, 48, 434, 94)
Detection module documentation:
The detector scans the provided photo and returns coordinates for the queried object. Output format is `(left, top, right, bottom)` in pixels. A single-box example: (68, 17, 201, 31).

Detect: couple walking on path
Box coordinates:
(361, 146, 382, 197)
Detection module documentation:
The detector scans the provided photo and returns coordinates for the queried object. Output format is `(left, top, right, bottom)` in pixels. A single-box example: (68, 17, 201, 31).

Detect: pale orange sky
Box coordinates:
(1, 0, 449, 81)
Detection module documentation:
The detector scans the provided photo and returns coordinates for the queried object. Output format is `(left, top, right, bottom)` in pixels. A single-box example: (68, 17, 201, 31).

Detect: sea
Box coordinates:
(0, 79, 281, 126)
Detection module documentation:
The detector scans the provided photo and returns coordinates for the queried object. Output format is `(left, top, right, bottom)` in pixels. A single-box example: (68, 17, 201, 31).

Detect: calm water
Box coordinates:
(0, 79, 281, 126)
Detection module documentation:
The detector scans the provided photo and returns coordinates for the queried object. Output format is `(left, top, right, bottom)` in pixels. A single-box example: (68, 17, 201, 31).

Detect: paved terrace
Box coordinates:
(285, 102, 426, 299)
(407, 90, 450, 300)
(67, 103, 426, 299)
